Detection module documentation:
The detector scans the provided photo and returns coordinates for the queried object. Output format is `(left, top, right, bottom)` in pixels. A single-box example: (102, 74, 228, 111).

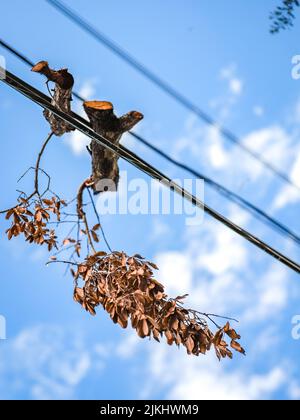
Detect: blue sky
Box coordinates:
(1, 0, 300, 400)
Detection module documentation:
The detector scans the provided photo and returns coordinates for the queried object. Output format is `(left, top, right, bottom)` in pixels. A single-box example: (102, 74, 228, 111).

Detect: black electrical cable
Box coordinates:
(45, 0, 300, 193)
(0, 39, 85, 103)
(0, 39, 34, 67)
(1, 68, 300, 274)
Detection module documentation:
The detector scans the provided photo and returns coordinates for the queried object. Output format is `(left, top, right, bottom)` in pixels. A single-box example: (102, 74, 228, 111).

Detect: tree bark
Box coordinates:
(83, 101, 143, 194)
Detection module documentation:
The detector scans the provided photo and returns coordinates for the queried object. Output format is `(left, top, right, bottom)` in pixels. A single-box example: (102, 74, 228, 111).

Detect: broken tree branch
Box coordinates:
(0, 131, 54, 214)
(83, 101, 143, 194)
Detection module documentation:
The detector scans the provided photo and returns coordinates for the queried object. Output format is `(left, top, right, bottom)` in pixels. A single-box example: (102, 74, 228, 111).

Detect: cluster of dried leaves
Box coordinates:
(73, 252, 245, 360)
(2, 164, 245, 361)
(31, 61, 75, 136)
(270, 0, 299, 33)
(5, 196, 65, 251)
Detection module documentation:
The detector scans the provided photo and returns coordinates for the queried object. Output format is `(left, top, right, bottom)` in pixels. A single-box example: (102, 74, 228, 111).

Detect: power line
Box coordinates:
(1, 68, 300, 275)
(2, 39, 300, 248)
(131, 132, 300, 247)
(1, 39, 300, 248)
(45, 0, 300, 193)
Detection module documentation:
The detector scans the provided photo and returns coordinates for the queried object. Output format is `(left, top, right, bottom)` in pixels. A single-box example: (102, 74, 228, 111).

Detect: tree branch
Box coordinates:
(83, 101, 143, 194)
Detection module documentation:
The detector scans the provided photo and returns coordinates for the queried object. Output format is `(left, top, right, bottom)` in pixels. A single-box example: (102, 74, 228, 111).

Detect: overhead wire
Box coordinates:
(1, 67, 300, 274)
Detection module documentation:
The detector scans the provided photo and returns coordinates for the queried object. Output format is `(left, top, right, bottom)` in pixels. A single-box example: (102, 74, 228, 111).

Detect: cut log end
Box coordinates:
(84, 101, 114, 111)
(31, 61, 49, 73)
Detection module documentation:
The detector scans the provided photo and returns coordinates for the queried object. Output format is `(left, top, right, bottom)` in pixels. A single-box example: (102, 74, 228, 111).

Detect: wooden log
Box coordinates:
(83, 101, 143, 194)
(32, 61, 75, 136)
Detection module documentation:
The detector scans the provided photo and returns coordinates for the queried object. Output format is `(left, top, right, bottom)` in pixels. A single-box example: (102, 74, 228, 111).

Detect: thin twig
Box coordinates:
(87, 186, 113, 253)
(202, 313, 239, 324)
(46, 260, 80, 266)
(0, 132, 54, 214)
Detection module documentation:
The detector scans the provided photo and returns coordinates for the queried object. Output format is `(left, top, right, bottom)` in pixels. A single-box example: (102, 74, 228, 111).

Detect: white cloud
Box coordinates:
(171, 75, 300, 219)
(291, 97, 300, 124)
(154, 200, 291, 320)
(116, 332, 141, 360)
(243, 265, 289, 322)
(150, 218, 171, 241)
(172, 120, 231, 172)
(172, 113, 297, 201)
(270, 96, 300, 210)
(156, 252, 192, 296)
(172, 115, 205, 161)
(243, 126, 289, 157)
(65, 128, 90, 156)
(138, 101, 300, 396)
(168, 366, 286, 400)
(241, 125, 293, 182)
(273, 186, 299, 210)
(229, 78, 243, 96)
(78, 82, 95, 100)
(220, 64, 244, 96)
(146, 197, 293, 400)
(64, 81, 96, 156)
(219, 64, 236, 80)
(121, 131, 136, 149)
(143, 342, 287, 400)
(0, 325, 107, 400)
(208, 64, 244, 121)
(142, 238, 291, 400)
(289, 381, 300, 399)
(253, 326, 280, 354)
(206, 126, 230, 169)
(196, 221, 248, 276)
